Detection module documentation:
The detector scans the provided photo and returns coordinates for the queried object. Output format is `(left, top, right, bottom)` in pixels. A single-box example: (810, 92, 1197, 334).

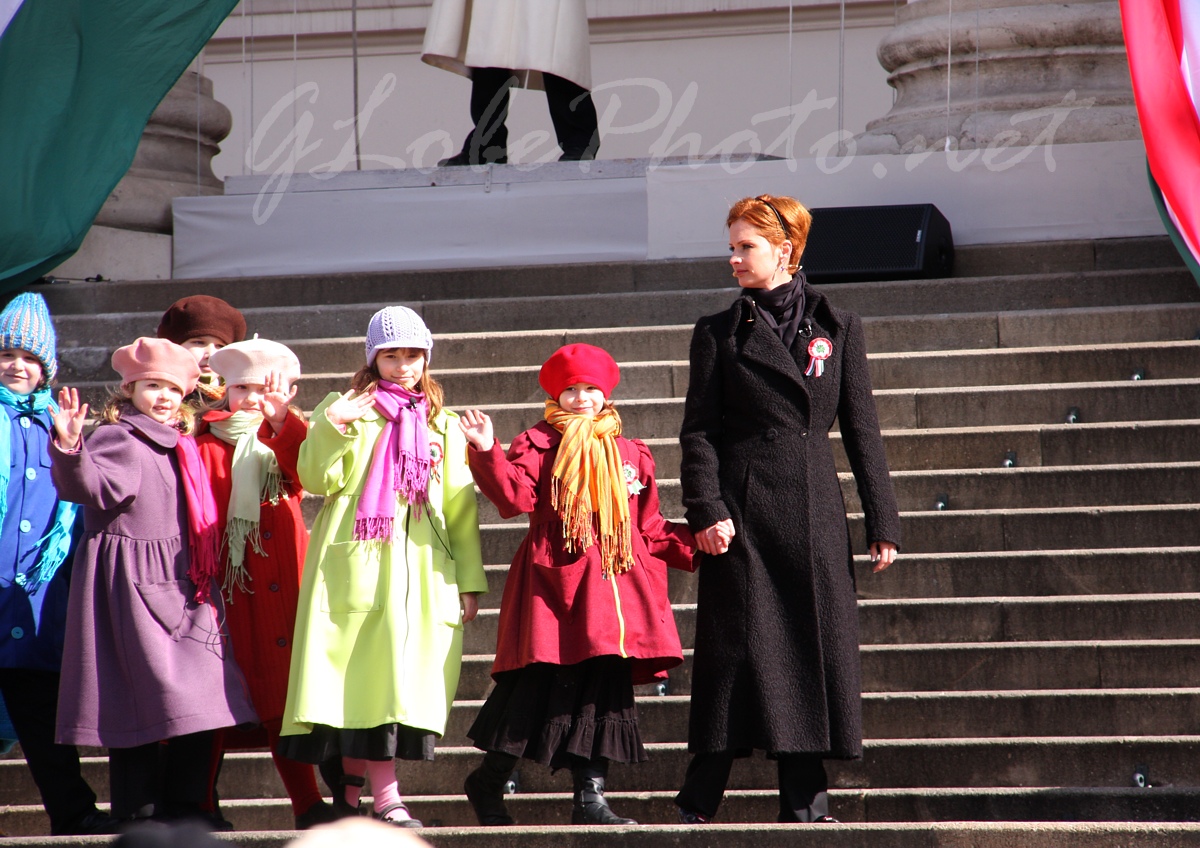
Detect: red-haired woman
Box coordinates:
(676, 194, 901, 824)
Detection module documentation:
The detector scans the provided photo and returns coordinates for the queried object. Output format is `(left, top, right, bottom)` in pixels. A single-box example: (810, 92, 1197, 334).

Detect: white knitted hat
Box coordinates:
(365, 306, 433, 367)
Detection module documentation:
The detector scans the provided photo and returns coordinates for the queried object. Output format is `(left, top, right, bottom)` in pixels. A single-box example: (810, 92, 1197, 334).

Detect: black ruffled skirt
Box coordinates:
(276, 722, 435, 763)
(467, 656, 645, 770)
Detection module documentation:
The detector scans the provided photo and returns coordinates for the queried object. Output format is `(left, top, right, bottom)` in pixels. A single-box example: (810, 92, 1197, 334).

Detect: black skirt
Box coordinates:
(467, 656, 645, 770)
(276, 723, 435, 763)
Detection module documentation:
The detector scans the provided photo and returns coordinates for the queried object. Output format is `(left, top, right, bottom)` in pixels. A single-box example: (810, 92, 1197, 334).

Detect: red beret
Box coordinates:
(157, 296, 247, 347)
(538, 344, 620, 399)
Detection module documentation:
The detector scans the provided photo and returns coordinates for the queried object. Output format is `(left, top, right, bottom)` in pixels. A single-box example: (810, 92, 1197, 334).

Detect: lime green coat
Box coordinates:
(281, 393, 485, 738)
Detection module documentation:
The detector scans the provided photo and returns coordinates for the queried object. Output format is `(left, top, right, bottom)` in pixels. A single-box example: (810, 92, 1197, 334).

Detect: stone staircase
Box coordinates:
(6, 235, 1200, 846)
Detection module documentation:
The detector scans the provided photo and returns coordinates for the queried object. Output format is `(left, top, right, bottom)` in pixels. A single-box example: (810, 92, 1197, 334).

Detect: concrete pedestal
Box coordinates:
(857, 0, 1139, 154)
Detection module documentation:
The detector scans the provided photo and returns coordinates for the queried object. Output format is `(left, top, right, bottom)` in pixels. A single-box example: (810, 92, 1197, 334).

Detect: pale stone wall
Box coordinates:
(198, 0, 898, 179)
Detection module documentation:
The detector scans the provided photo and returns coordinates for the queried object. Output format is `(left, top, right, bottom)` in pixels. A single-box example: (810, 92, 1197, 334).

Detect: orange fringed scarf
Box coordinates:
(544, 399, 634, 578)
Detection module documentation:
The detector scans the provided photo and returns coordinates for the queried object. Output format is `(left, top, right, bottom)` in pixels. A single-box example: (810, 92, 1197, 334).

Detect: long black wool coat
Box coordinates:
(679, 281, 901, 759)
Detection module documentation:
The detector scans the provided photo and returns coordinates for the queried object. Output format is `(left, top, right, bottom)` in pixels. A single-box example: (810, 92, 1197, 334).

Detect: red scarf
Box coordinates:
(174, 433, 222, 604)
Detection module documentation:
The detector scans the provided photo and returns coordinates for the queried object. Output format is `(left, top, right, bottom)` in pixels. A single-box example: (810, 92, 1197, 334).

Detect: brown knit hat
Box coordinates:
(157, 296, 247, 347)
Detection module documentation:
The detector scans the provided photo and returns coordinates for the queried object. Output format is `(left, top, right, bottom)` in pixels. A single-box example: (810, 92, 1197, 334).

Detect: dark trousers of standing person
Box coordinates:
(0, 668, 107, 835)
(675, 751, 830, 823)
(443, 66, 601, 165)
(109, 730, 216, 822)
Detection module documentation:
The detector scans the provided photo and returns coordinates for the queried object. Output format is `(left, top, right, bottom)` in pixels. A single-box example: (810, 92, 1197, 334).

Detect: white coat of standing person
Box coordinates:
(421, 0, 600, 165)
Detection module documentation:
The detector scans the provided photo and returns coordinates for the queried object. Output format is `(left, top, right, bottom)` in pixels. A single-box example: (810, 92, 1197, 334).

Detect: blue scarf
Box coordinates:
(0, 385, 78, 594)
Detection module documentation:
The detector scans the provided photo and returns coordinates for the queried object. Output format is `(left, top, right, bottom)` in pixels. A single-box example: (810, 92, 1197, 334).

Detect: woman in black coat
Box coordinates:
(675, 194, 901, 824)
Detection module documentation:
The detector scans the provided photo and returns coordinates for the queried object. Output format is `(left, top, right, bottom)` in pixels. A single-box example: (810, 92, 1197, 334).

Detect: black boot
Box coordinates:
(464, 751, 517, 826)
(571, 762, 636, 825)
(332, 773, 365, 819)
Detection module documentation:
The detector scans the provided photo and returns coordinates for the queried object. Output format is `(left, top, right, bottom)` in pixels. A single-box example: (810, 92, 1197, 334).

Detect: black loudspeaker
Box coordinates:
(802, 203, 954, 284)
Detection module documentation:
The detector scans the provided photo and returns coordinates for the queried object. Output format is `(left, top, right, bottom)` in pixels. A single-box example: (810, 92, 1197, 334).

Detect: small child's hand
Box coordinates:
(460, 592, 480, 623)
(696, 518, 735, 556)
(261, 369, 297, 433)
(458, 409, 495, 451)
(53, 387, 89, 452)
(325, 389, 375, 431)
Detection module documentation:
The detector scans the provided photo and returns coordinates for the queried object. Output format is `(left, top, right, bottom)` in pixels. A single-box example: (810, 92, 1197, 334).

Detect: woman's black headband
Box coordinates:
(759, 197, 791, 239)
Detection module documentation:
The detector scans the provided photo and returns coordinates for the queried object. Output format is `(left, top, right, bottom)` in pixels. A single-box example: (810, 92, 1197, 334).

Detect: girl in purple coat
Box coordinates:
(50, 337, 257, 825)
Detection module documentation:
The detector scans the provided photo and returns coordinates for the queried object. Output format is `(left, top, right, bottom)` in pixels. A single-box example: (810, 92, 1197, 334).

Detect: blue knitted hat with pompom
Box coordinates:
(0, 293, 57, 381)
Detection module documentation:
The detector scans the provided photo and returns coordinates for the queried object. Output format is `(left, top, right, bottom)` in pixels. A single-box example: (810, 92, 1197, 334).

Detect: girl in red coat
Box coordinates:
(196, 337, 337, 829)
(458, 343, 695, 826)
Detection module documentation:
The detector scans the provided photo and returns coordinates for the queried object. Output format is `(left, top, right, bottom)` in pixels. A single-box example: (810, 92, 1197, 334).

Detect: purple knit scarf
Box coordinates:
(354, 381, 431, 540)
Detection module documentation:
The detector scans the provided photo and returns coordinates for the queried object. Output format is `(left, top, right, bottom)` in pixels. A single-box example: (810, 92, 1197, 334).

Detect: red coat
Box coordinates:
(469, 421, 695, 686)
(196, 411, 309, 722)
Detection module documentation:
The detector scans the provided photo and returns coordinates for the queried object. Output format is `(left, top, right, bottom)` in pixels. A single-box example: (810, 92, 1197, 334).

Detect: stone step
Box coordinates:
(11, 786, 1200, 835)
(861, 548, 1200, 600)
(451, 421, 1200, 485)
(478, 548, 1200, 609)
(456, 639, 1200, 699)
(863, 640, 1200, 693)
(481, 547, 1200, 610)
(849, 420, 1200, 474)
(460, 594, 1200, 655)
(12, 821, 1200, 848)
(45, 266, 1200, 351)
(433, 689, 1200, 747)
(470, 463, 1200, 524)
(857, 594, 1200, 646)
(7, 739, 1200, 807)
(444, 379, 1200, 444)
(52, 301, 1200, 384)
(478, 504, 1200, 564)
(276, 341, 1200, 409)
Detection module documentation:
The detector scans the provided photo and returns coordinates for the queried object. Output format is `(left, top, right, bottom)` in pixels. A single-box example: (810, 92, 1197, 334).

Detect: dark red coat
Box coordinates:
(196, 411, 309, 722)
(469, 421, 695, 686)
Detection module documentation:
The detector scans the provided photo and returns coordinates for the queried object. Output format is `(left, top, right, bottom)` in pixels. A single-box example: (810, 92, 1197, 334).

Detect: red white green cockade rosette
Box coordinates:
(805, 337, 832, 377)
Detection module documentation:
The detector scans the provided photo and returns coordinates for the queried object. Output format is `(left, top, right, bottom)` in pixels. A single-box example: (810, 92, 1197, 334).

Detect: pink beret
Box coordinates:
(111, 337, 200, 395)
(538, 344, 620, 399)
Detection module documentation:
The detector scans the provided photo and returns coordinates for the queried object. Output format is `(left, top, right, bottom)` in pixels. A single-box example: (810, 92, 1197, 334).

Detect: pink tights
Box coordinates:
(341, 757, 403, 816)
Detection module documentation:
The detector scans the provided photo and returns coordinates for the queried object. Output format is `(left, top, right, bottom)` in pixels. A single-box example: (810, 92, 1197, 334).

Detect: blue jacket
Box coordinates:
(0, 404, 73, 671)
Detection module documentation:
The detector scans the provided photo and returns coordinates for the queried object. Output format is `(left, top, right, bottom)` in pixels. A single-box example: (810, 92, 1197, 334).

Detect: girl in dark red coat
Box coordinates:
(459, 343, 695, 826)
(195, 338, 337, 829)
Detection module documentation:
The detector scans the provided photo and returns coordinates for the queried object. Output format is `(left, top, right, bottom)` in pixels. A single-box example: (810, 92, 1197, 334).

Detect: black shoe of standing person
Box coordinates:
(570, 770, 636, 825)
(56, 809, 123, 835)
(295, 799, 341, 830)
(438, 145, 508, 167)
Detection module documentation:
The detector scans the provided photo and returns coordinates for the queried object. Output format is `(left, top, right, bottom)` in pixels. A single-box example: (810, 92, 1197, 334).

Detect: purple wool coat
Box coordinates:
(50, 412, 257, 748)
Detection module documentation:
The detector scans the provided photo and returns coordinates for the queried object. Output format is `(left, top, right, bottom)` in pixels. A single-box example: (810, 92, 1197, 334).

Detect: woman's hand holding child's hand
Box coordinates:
(458, 409, 495, 451)
(53, 387, 89, 452)
(870, 541, 898, 573)
(261, 369, 296, 433)
(325, 389, 376, 433)
(696, 518, 735, 556)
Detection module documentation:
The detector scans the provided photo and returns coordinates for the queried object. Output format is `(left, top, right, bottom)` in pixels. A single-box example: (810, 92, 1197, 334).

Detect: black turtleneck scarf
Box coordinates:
(747, 272, 807, 351)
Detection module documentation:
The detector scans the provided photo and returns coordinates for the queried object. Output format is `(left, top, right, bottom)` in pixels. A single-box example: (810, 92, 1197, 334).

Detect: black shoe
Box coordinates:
(332, 773, 365, 818)
(571, 777, 636, 825)
(464, 765, 514, 826)
(558, 149, 597, 162)
(374, 801, 422, 828)
(55, 810, 123, 836)
(677, 807, 710, 825)
(438, 148, 508, 167)
(295, 799, 341, 830)
(813, 815, 840, 823)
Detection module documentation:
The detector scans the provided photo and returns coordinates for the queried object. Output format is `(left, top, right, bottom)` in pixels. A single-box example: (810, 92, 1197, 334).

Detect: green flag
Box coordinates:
(0, 0, 237, 295)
